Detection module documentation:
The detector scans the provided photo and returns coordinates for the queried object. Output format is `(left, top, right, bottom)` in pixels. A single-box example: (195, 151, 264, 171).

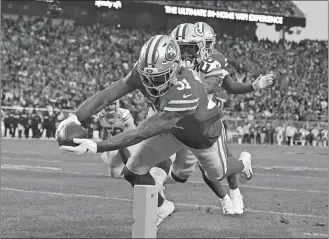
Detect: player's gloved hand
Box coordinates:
(55, 114, 81, 140)
(60, 138, 97, 156)
(252, 73, 274, 90)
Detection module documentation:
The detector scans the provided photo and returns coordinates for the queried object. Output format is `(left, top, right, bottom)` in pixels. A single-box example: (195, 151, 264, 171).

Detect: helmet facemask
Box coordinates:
(104, 101, 119, 124)
(205, 37, 216, 56)
(138, 61, 180, 98)
(178, 40, 206, 68)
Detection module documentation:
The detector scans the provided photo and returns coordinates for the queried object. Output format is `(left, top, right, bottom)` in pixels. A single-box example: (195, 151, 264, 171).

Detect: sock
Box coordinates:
(219, 194, 230, 202)
(199, 164, 226, 199)
(230, 188, 241, 196)
(226, 156, 239, 190)
(150, 167, 167, 187)
(227, 173, 239, 190)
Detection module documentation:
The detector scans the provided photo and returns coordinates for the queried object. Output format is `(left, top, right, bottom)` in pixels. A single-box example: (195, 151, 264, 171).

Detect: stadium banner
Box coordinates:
(2, 0, 305, 28)
(164, 5, 284, 25)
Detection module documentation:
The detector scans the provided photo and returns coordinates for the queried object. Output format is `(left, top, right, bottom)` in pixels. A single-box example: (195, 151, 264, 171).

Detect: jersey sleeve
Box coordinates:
(200, 52, 229, 81)
(161, 75, 200, 112)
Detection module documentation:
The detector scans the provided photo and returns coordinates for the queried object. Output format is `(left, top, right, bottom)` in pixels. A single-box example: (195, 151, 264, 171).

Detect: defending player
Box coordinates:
(57, 35, 253, 226)
(98, 100, 173, 190)
(98, 100, 135, 177)
(159, 22, 273, 215)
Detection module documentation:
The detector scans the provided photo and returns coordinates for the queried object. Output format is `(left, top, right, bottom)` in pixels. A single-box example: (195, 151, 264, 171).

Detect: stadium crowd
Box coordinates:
(235, 120, 328, 147)
(1, 15, 328, 144)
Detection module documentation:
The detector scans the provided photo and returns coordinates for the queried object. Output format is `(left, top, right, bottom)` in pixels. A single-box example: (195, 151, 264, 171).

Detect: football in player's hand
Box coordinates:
(56, 123, 87, 147)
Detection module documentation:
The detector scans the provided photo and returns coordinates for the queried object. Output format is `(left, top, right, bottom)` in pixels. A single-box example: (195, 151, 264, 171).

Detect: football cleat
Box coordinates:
(156, 199, 175, 227)
(230, 189, 244, 215)
(220, 195, 234, 215)
(239, 151, 253, 181)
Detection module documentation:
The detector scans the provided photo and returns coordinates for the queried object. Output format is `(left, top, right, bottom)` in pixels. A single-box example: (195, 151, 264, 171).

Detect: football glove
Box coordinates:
(55, 114, 81, 140)
(60, 138, 97, 156)
(252, 73, 274, 91)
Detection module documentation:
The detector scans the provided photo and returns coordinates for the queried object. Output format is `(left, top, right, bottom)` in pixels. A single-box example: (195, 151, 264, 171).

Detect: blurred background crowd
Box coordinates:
(1, 0, 327, 146)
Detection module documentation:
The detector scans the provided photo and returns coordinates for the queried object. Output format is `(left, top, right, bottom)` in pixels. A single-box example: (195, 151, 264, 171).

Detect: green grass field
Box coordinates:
(1, 139, 328, 238)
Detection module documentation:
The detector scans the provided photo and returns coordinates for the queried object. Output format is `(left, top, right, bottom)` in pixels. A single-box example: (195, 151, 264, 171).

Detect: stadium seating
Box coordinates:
(1, 16, 328, 124)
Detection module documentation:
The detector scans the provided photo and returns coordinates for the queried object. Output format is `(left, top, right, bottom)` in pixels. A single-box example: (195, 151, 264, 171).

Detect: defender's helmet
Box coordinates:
(100, 100, 120, 124)
(195, 22, 216, 55)
(170, 23, 206, 67)
(137, 35, 181, 98)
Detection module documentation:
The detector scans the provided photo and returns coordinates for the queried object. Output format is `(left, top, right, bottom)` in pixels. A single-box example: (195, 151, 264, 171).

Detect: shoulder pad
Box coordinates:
(206, 68, 229, 79)
(209, 52, 228, 68)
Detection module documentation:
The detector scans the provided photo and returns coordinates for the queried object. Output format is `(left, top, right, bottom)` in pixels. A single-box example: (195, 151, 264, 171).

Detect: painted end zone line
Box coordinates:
(1, 187, 326, 220)
(1, 165, 62, 171)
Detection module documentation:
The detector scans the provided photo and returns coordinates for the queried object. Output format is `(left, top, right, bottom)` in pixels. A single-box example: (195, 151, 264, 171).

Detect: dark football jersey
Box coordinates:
(130, 66, 224, 149)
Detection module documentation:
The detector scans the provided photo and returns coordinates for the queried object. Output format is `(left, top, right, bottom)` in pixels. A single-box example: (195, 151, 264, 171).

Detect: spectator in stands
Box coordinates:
(321, 127, 328, 147)
(299, 124, 309, 146)
(242, 120, 251, 144)
(3, 113, 11, 137)
(311, 124, 321, 147)
(306, 125, 313, 146)
(31, 112, 42, 138)
(285, 123, 297, 146)
(260, 123, 267, 145)
(20, 112, 30, 138)
(275, 123, 285, 146)
(249, 123, 255, 145)
(236, 123, 244, 145)
(255, 123, 261, 145)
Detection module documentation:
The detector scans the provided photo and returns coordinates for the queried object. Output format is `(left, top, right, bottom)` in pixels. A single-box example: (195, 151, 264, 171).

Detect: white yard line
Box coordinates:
(1, 187, 327, 220)
(1, 156, 60, 163)
(1, 164, 62, 171)
(2, 165, 326, 193)
(188, 180, 326, 194)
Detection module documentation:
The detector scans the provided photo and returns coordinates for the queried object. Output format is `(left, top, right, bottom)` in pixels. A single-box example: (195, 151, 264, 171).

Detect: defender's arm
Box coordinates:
(221, 75, 254, 94)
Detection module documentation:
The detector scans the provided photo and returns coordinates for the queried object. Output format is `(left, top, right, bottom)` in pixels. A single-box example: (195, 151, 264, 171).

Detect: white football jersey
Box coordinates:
(98, 108, 136, 136)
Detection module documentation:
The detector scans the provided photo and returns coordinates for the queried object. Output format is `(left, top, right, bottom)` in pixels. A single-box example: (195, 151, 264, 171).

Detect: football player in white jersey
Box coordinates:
(151, 22, 273, 215)
(98, 100, 172, 185)
(98, 100, 135, 177)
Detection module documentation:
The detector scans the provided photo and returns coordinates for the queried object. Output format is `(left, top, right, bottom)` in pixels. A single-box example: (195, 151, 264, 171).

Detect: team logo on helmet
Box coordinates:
(194, 26, 204, 36)
(165, 41, 178, 61)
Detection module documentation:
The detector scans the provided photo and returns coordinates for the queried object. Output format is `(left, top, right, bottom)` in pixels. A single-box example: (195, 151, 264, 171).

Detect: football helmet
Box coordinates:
(195, 22, 216, 55)
(171, 23, 206, 68)
(137, 35, 181, 98)
(99, 100, 120, 124)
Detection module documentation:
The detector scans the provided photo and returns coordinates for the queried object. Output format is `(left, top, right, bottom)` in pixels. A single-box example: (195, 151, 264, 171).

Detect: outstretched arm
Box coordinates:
(75, 73, 135, 122)
(221, 74, 254, 94)
(60, 110, 192, 155)
(204, 71, 273, 95)
(96, 110, 191, 152)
